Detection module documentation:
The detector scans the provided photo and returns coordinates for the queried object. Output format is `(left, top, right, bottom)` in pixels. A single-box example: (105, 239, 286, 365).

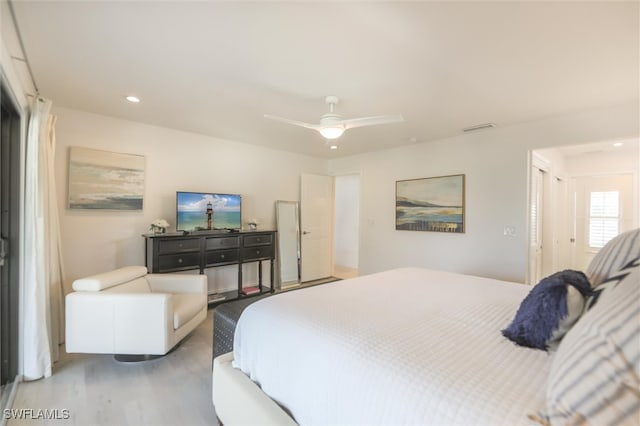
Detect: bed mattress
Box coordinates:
(232, 267, 550, 425)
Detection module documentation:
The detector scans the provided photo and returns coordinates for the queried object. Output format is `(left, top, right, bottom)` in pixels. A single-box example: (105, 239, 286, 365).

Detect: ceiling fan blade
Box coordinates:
(341, 115, 404, 130)
(264, 114, 320, 130)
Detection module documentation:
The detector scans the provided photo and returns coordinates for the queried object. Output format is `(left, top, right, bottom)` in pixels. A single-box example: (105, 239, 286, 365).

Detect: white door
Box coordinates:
(552, 176, 571, 272)
(300, 174, 333, 282)
(572, 173, 635, 271)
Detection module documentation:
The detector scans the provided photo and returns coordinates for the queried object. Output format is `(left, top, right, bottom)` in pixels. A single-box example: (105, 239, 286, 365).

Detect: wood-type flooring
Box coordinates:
(8, 310, 218, 426)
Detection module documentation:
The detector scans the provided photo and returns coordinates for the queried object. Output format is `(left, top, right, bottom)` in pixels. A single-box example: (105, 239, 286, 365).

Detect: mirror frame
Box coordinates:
(275, 200, 301, 289)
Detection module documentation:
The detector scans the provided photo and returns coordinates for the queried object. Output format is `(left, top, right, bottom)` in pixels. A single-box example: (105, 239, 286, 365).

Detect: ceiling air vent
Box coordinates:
(462, 123, 496, 133)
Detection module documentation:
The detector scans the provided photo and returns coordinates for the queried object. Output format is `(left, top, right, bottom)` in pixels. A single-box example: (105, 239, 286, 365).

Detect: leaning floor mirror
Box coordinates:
(275, 200, 301, 289)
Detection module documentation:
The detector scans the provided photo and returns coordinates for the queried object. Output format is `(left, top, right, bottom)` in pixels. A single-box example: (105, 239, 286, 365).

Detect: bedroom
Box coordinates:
(1, 1, 638, 425)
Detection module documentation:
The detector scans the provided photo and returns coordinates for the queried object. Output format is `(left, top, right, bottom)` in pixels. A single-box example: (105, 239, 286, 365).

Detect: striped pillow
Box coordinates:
(545, 257, 640, 425)
(587, 228, 640, 287)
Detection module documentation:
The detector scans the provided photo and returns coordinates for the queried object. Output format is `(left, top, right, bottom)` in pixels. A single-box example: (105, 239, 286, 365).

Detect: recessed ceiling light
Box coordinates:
(613, 142, 623, 147)
(125, 95, 141, 103)
(329, 145, 338, 150)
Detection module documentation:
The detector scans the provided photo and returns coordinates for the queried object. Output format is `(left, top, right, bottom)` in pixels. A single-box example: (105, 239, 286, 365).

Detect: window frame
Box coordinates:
(588, 190, 620, 250)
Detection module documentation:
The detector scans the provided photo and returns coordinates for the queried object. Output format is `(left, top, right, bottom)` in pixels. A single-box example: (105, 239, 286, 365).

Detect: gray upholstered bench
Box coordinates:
(212, 294, 272, 362)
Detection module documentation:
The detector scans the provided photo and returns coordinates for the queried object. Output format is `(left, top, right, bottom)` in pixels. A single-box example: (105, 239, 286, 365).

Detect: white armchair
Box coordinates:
(65, 266, 207, 360)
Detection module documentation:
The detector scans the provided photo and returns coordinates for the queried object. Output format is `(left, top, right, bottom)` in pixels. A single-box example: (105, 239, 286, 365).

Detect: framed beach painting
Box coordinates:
(68, 147, 145, 210)
(396, 174, 465, 233)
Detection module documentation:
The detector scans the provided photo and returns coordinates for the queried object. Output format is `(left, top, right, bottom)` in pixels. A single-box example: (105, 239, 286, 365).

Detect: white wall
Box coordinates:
(538, 141, 640, 178)
(564, 148, 639, 177)
(40, 102, 640, 289)
(53, 107, 328, 293)
(329, 102, 639, 283)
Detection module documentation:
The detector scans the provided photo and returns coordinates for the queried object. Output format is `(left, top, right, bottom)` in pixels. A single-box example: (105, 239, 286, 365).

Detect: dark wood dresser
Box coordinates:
(143, 231, 276, 304)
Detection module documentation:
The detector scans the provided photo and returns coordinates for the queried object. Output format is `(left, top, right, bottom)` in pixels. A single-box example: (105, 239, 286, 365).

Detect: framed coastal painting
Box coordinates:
(396, 174, 465, 233)
(68, 147, 145, 210)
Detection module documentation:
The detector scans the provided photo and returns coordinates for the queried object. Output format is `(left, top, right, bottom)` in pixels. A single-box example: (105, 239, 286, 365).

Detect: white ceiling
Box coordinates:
(6, 1, 639, 158)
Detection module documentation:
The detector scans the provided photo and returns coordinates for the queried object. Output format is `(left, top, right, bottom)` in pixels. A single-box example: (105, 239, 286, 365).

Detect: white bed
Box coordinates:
(214, 267, 550, 425)
(214, 230, 640, 425)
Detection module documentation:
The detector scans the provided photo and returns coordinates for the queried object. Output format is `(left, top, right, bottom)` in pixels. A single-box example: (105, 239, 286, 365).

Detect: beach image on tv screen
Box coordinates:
(176, 192, 241, 231)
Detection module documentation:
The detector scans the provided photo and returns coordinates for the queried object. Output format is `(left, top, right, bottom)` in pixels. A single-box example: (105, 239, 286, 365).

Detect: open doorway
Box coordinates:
(529, 139, 639, 283)
(333, 174, 360, 279)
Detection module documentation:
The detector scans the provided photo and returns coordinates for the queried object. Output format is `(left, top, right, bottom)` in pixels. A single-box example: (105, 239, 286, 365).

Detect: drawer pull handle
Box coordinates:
(178, 258, 183, 264)
(178, 243, 183, 248)
(256, 250, 260, 255)
(256, 238, 261, 242)
(220, 254, 225, 259)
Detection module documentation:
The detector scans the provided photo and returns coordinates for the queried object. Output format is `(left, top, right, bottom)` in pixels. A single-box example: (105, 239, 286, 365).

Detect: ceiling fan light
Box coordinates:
(319, 126, 344, 139)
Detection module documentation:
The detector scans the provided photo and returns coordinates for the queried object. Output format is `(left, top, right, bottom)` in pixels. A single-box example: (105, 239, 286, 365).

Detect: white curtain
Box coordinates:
(23, 96, 65, 380)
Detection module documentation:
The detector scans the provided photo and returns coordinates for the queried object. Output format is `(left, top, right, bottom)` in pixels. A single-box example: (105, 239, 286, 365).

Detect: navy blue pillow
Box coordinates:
(502, 270, 592, 351)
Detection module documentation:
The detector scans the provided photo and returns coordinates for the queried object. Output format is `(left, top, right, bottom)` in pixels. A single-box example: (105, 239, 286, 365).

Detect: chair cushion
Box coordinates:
(172, 293, 205, 330)
(72, 266, 148, 291)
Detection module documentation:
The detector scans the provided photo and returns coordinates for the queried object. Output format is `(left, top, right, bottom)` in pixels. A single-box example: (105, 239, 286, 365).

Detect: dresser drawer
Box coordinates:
(206, 236, 240, 250)
(243, 234, 273, 247)
(242, 246, 273, 261)
(157, 238, 200, 254)
(205, 249, 239, 266)
(157, 252, 200, 271)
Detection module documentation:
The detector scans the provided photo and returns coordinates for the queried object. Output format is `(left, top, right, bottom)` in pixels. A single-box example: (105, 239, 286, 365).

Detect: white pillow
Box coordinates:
(586, 228, 640, 287)
(545, 257, 640, 425)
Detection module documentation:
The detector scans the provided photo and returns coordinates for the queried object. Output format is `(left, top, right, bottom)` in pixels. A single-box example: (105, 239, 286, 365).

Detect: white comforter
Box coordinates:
(233, 267, 550, 425)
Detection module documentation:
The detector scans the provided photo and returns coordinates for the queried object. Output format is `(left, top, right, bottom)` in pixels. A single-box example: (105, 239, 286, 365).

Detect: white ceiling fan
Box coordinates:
(264, 96, 404, 140)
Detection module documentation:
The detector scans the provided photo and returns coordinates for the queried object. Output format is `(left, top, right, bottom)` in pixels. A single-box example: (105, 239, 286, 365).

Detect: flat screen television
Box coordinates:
(176, 191, 242, 232)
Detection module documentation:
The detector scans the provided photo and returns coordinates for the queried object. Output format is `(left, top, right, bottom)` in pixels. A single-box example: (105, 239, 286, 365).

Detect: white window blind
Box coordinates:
(589, 191, 619, 248)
